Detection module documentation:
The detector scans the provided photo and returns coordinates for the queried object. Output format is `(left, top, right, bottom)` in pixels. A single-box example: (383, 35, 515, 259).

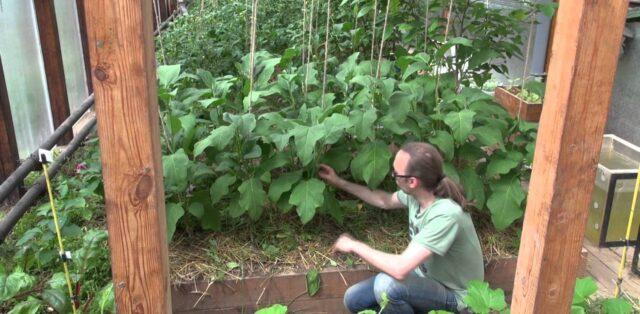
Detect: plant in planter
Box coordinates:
(494, 79, 545, 122)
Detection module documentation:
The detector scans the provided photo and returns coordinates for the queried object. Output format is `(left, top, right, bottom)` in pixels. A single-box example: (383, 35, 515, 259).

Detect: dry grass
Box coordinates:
(169, 204, 519, 284)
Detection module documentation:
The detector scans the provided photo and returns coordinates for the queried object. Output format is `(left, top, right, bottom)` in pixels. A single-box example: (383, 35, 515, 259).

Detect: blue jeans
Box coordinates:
(343, 272, 459, 314)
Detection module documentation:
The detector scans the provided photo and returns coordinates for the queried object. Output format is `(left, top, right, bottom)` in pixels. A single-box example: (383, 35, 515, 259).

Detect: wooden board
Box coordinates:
(494, 86, 542, 122)
(33, 0, 72, 145)
(0, 55, 20, 203)
(583, 240, 640, 297)
(511, 1, 629, 313)
(172, 256, 587, 313)
(84, 1, 171, 312)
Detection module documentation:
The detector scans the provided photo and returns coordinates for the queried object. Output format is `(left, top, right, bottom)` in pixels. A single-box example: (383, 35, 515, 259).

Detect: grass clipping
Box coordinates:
(168, 204, 518, 284)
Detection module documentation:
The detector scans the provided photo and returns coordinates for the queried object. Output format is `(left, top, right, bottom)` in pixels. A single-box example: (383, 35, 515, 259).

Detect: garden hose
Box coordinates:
(613, 165, 640, 298)
(42, 161, 78, 314)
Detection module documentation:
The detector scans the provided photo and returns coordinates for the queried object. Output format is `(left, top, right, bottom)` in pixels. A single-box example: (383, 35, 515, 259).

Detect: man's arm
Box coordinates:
(318, 164, 404, 210)
(333, 234, 432, 281)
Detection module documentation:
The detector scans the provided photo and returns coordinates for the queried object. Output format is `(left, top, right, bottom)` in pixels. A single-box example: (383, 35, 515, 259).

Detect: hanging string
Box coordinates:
(321, 0, 332, 108)
(304, 0, 316, 96)
(423, 0, 431, 53)
(434, 0, 454, 105)
(516, 12, 536, 120)
(302, 0, 308, 66)
(153, 0, 167, 65)
(375, 0, 391, 79)
(248, 0, 259, 110)
(369, 0, 378, 76)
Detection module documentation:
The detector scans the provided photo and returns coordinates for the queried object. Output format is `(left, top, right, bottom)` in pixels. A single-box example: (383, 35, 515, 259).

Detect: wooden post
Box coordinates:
(0, 55, 20, 203)
(84, 1, 171, 312)
(512, 1, 628, 313)
(75, 0, 93, 94)
(33, 0, 72, 144)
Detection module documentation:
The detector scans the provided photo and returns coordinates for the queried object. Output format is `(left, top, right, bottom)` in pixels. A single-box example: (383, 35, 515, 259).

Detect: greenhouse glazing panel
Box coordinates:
(0, 1, 54, 158)
(54, 0, 88, 112)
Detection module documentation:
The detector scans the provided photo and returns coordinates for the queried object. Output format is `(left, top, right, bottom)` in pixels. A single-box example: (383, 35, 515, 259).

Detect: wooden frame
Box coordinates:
(0, 55, 20, 203)
(75, 0, 93, 94)
(75, 0, 628, 311)
(33, 0, 72, 145)
(84, 1, 171, 312)
(512, 1, 628, 312)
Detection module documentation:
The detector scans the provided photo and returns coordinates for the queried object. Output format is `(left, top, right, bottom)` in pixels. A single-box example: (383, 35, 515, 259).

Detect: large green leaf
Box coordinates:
(224, 113, 257, 137)
(193, 125, 237, 156)
(269, 171, 303, 202)
(0, 269, 36, 302)
(460, 167, 485, 210)
(157, 64, 181, 87)
(442, 163, 460, 184)
(238, 178, 267, 220)
(443, 110, 476, 143)
(41, 289, 71, 314)
(93, 283, 115, 314)
(320, 145, 352, 173)
(463, 280, 507, 314)
(8, 296, 41, 314)
(291, 124, 326, 166)
(166, 203, 184, 241)
(486, 151, 523, 178)
(486, 175, 525, 230)
(471, 126, 504, 150)
(322, 114, 352, 145)
(290, 179, 326, 224)
(429, 131, 455, 161)
(468, 48, 499, 69)
(349, 108, 377, 141)
(572, 277, 598, 306)
(602, 298, 633, 314)
(162, 149, 190, 193)
(351, 141, 392, 188)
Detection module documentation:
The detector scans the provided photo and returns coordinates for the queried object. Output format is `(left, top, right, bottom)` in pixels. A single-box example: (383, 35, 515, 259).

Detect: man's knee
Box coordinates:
(373, 273, 406, 303)
(343, 284, 361, 312)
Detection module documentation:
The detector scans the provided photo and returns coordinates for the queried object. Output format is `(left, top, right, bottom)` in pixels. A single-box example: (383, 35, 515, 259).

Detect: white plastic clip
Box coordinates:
(59, 250, 72, 262)
(38, 149, 53, 164)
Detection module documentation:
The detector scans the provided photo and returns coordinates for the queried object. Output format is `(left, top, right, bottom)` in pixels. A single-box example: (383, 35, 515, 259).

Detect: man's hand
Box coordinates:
(318, 164, 342, 187)
(332, 233, 359, 254)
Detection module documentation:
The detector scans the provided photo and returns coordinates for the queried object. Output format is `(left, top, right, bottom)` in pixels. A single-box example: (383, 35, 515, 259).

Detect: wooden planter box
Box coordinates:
(494, 86, 542, 122)
(171, 254, 587, 313)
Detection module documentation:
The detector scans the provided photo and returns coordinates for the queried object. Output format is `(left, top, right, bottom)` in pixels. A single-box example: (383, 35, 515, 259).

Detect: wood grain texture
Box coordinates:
(511, 1, 628, 313)
(0, 55, 20, 202)
(33, 0, 72, 144)
(84, 1, 171, 312)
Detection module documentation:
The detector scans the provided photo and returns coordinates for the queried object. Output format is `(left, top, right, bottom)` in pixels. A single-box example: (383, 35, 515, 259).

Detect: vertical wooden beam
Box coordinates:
(33, 0, 72, 144)
(512, 1, 628, 313)
(84, 1, 171, 312)
(75, 0, 93, 94)
(0, 55, 21, 203)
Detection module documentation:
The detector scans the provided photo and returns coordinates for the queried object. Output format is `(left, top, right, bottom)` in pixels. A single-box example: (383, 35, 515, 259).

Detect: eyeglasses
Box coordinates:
(391, 170, 414, 179)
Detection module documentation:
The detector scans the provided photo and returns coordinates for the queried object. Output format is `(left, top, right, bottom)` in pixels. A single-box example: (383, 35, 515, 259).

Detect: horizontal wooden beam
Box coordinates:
(512, 1, 628, 312)
(84, 0, 171, 312)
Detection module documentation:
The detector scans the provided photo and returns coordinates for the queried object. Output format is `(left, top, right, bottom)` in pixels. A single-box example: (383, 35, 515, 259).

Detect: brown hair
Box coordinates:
(400, 142, 467, 209)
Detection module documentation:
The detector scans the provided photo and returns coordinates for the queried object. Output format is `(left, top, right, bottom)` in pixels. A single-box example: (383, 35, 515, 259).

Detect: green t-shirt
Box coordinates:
(396, 190, 484, 310)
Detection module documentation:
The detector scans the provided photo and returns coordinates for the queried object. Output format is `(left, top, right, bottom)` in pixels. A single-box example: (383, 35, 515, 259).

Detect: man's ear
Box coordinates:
(409, 177, 420, 189)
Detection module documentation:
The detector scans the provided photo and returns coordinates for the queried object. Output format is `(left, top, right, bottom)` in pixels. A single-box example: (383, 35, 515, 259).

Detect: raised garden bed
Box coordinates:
(171, 254, 588, 313)
(494, 86, 542, 122)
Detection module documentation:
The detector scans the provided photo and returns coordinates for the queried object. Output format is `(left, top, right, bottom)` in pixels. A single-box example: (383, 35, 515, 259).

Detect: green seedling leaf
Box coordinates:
(210, 174, 237, 205)
(157, 64, 181, 87)
(193, 125, 237, 156)
(0, 268, 36, 302)
(306, 269, 321, 296)
(8, 296, 42, 314)
(162, 149, 190, 193)
(256, 304, 288, 314)
(572, 277, 598, 306)
(41, 289, 71, 314)
(291, 124, 326, 166)
(349, 108, 377, 141)
(166, 202, 184, 241)
(238, 178, 267, 220)
(602, 297, 633, 314)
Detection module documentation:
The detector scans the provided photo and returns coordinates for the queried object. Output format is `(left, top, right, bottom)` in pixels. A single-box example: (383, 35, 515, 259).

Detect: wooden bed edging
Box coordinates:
(171, 254, 586, 313)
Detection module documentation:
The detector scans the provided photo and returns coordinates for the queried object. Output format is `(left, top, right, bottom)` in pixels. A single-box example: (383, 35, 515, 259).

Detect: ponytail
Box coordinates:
(434, 176, 467, 211)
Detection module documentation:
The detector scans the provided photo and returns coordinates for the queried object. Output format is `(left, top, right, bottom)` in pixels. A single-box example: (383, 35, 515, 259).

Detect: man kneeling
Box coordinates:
(318, 142, 483, 313)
